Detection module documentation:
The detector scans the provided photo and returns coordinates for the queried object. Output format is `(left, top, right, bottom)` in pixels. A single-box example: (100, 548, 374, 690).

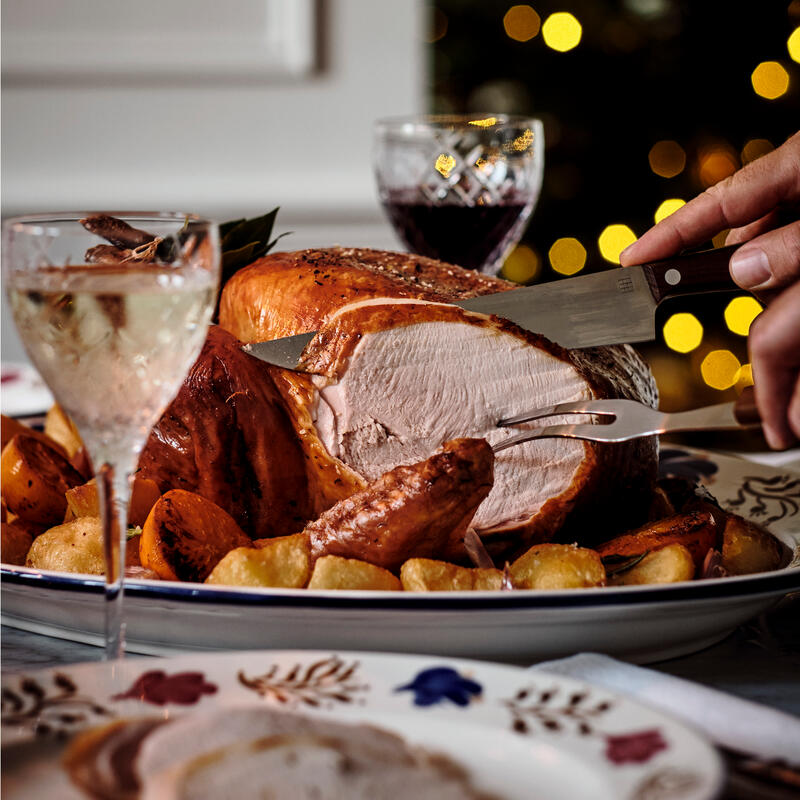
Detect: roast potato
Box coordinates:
(206, 533, 311, 588)
(65, 477, 161, 527)
(608, 543, 695, 586)
(25, 517, 141, 573)
(26, 517, 105, 573)
(44, 403, 83, 458)
(400, 558, 503, 591)
(1, 414, 68, 458)
(308, 555, 402, 591)
(509, 543, 605, 590)
(721, 514, 787, 575)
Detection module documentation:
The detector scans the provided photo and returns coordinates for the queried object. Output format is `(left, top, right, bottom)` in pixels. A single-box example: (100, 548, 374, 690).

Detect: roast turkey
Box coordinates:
(219, 248, 659, 554)
(137, 325, 311, 539)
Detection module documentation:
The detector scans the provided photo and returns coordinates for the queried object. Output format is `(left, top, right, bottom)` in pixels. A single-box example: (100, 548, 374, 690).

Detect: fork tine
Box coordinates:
(493, 422, 626, 452)
(498, 399, 619, 427)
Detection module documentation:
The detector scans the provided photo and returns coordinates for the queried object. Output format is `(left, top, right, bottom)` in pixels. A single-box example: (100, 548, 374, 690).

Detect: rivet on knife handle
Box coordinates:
(641, 244, 740, 303)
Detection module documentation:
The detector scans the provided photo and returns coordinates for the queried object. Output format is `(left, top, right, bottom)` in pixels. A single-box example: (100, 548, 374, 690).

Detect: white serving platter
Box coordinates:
(2, 448, 798, 664)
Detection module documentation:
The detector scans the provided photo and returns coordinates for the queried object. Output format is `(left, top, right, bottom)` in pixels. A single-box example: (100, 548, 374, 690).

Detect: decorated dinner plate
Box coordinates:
(2, 448, 799, 664)
(1, 649, 724, 799)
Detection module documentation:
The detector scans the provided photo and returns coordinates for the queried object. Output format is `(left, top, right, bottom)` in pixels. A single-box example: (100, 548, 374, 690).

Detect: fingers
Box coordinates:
(620, 131, 800, 266)
(748, 280, 800, 449)
(725, 209, 783, 245)
(728, 220, 800, 293)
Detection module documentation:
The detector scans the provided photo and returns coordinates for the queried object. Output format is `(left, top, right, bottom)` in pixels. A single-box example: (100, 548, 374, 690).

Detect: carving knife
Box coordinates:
(243, 245, 741, 370)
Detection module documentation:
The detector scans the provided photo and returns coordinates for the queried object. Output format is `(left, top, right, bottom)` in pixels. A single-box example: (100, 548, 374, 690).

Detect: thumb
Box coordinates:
(728, 220, 800, 292)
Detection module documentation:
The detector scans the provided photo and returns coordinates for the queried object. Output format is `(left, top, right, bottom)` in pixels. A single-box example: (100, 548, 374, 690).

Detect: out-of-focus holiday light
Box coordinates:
(549, 237, 587, 275)
(741, 138, 774, 164)
(698, 146, 738, 187)
(725, 296, 763, 336)
(663, 313, 703, 353)
(736, 363, 754, 389)
(648, 140, 686, 178)
(426, 8, 448, 43)
(502, 244, 541, 283)
(701, 350, 741, 390)
(654, 198, 685, 224)
(503, 5, 541, 42)
(788, 26, 800, 62)
(542, 12, 582, 51)
(598, 224, 635, 263)
(751, 61, 790, 99)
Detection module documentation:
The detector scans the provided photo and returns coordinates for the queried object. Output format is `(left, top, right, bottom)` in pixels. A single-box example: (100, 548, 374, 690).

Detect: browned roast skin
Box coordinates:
(299, 300, 658, 551)
(219, 247, 512, 341)
(137, 326, 310, 538)
(218, 247, 658, 552)
(306, 438, 494, 571)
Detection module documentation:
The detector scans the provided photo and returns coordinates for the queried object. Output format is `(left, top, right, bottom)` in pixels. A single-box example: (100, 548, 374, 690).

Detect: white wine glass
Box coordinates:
(2, 212, 220, 659)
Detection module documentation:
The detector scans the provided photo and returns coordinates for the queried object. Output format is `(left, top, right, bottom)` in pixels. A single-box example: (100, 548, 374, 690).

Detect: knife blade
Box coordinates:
(242, 245, 740, 370)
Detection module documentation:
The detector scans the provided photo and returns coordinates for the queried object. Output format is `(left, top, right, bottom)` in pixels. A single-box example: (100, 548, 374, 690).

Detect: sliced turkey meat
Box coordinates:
(296, 299, 658, 553)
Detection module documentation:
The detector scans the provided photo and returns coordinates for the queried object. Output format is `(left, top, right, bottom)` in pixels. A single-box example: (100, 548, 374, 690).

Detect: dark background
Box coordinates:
(425, 0, 799, 417)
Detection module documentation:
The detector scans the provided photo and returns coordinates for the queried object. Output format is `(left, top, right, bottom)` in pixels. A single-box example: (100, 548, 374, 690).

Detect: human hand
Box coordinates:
(620, 131, 800, 449)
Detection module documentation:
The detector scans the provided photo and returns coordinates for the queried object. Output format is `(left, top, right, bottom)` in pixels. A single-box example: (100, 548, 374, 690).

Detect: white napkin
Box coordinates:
(531, 652, 800, 764)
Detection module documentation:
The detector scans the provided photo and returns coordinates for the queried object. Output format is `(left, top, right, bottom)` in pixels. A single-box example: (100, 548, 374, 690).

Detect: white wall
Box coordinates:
(1, 0, 425, 364)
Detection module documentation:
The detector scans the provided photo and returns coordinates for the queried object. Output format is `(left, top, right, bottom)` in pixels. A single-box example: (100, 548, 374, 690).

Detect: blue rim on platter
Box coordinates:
(2, 563, 798, 610)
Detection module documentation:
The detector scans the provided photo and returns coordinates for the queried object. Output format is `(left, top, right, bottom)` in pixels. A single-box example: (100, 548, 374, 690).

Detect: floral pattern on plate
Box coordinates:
(1, 650, 724, 800)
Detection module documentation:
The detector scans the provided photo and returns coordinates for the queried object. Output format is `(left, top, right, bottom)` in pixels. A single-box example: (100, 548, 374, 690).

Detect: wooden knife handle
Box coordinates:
(734, 385, 761, 427)
(640, 244, 741, 304)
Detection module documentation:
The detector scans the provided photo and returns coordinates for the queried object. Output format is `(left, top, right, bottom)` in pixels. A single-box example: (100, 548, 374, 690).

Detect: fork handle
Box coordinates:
(734, 385, 761, 426)
(641, 244, 741, 304)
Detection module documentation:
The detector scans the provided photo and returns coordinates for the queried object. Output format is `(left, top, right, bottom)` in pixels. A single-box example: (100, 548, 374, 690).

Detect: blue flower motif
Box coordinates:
(395, 667, 482, 707)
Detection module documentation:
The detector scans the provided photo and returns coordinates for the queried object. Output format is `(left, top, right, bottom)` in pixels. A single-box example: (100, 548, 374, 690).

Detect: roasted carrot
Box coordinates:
(1, 433, 84, 525)
(140, 490, 251, 582)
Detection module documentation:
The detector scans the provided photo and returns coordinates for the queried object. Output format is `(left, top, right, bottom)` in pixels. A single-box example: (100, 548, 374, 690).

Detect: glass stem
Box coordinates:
(97, 461, 133, 660)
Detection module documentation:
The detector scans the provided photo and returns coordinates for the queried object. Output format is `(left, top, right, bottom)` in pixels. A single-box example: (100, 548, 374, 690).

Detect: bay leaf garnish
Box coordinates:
(221, 208, 291, 275)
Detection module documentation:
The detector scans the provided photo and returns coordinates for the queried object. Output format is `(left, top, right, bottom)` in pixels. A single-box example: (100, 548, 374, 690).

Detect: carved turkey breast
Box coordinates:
(220, 248, 658, 554)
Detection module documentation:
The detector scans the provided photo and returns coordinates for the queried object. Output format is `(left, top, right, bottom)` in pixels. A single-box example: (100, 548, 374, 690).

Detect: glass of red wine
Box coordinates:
(374, 114, 544, 274)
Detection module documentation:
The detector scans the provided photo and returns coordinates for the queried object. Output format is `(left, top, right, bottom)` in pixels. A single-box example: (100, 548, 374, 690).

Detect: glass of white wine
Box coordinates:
(3, 212, 220, 659)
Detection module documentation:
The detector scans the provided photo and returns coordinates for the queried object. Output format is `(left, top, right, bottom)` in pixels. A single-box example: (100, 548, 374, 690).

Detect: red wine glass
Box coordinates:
(374, 115, 544, 274)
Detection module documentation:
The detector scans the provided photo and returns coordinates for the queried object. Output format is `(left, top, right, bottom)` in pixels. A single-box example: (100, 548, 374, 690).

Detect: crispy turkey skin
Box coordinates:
(306, 437, 494, 571)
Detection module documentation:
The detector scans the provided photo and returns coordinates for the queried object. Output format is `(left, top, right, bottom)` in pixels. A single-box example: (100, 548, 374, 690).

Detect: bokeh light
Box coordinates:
(503, 5, 541, 42)
(663, 313, 703, 353)
(751, 61, 790, 99)
(698, 145, 738, 187)
(787, 27, 800, 63)
(502, 244, 541, 283)
(654, 198, 685, 224)
(741, 138, 774, 164)
(598, 224, 636, 263)
(701, 350, 741, 390)
(648, 140, 686, 178)
(724, 296, 763, 336)
(542, 12, 582, 52)
(736, 363, 754, 389)
(426, 8, 449, 43)
(548, 237, 587, 275)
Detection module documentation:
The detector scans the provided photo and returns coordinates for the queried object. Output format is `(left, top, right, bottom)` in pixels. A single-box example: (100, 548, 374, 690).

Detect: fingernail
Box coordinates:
(730, 247, 771, 289)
